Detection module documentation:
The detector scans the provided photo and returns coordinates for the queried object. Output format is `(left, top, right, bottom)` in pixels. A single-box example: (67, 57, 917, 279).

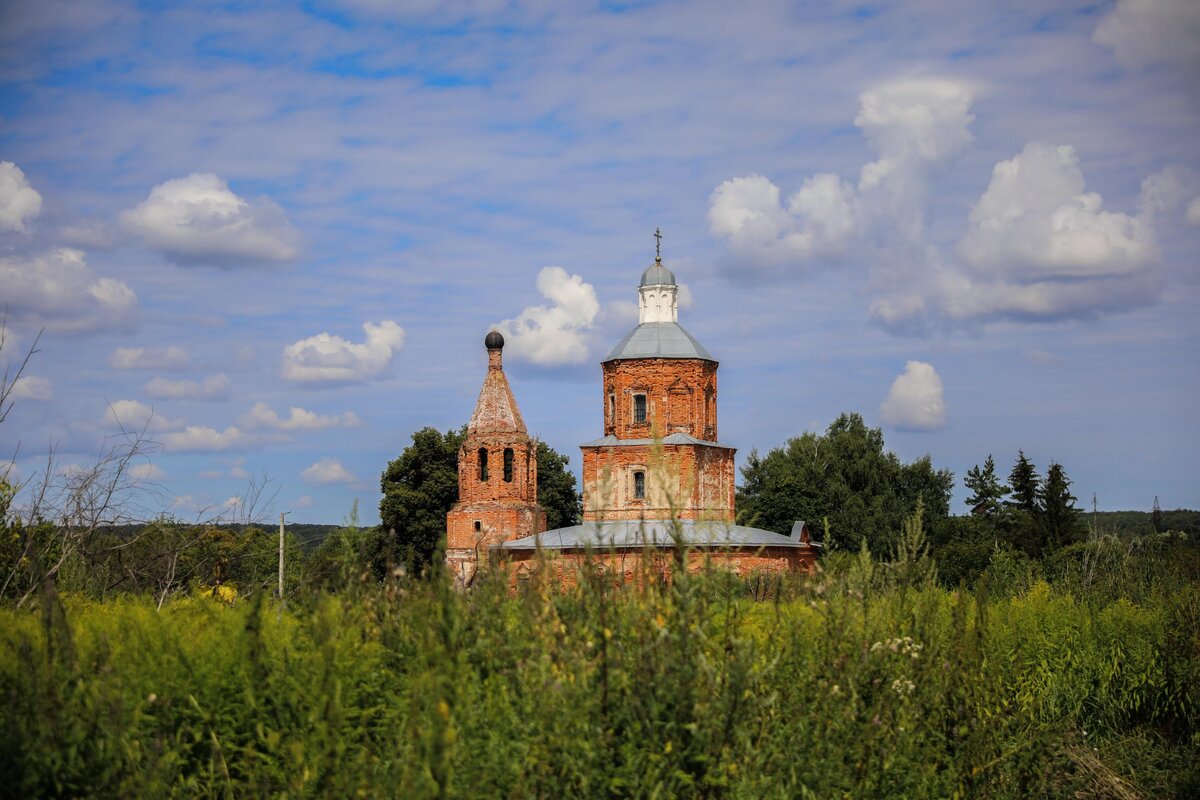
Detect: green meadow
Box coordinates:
(2, 534, 1197, 799)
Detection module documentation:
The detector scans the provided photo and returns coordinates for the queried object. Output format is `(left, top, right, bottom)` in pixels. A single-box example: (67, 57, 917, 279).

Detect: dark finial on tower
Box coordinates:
(485, 330, 505, 370)
(654, 227, 662, 263)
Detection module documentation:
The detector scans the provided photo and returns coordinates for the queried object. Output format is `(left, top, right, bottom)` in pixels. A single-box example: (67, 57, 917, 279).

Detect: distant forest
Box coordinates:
(104, 509, 1200, 548)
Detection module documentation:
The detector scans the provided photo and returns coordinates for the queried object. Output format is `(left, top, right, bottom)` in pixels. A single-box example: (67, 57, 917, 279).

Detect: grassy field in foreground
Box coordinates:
(1, 550, 1198, 799)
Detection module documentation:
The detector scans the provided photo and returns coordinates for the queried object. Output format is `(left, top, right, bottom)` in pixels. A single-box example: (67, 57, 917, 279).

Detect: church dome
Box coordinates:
(639, 260, 676, 287)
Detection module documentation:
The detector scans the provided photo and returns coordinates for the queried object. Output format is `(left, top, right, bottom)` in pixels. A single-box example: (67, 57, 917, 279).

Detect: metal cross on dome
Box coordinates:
(654, 227, 662, 261)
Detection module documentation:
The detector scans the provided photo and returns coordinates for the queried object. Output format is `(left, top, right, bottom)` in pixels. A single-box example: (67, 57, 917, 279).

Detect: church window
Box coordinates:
(633, 393, 647, 424)
(478, 448, 489, 481)
(633, 471, 645, 499)
(608, 394, 615, 425)
(503, 448, 514, 482)
(474, 521, 481, 532)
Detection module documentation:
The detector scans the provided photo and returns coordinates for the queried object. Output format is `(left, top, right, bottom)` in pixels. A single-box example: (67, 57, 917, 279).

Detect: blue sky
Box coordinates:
(1, 0, 1197, 524)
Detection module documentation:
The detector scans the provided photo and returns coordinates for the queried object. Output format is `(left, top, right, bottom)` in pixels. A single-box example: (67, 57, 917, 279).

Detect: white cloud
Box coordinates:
(121, 173, 301, 266)
(294, 495, 314, 509)
(144, 373, 230, 400)
(239, 401, 361, 431)
(0, 248, 137, 334)
(1094, 0, 1200, 78)
(198, 458, 250, 480)
(709, 77, 974, 272)
(0, 161, 42, 232)
(109, 345, 189, 371)
(1137, 166, 1196, 218)
(281, 320, 405, 384)
(104, 399, 182, 431)
(301, 457, 356, 485)
(9, 375, 52, 401)
(495, 266, 600, 365)
(130, 463, 166, 481)
(855, 78, 975, 170)
(873, 143, 1165, 330)
(708, 173, 856, 268)
(1188, 197, 1200, 227)
(161, 425, 246, 452)
(879, 361, 946, 431)
(959, 143, 1156, 281)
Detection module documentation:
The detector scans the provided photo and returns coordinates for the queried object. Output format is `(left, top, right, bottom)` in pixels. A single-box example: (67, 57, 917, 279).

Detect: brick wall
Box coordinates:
(581, 442, 735, 522)
(602, 358, 719, 440)
(500, 545, 818, 589)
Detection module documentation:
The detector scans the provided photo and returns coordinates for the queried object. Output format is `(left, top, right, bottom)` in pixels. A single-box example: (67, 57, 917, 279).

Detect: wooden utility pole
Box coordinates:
(278, 512, 285, 599)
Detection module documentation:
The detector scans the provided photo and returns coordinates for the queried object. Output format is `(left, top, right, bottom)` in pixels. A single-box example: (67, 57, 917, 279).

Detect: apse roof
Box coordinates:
(499, 518, 820, 550)
(603, 321, 714, 362)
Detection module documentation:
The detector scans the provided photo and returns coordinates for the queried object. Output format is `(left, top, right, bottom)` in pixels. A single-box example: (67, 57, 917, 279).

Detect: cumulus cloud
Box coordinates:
(0, 248, 137, 334)
(144, 373, 230, 400)
(110, 345, 189, 370)
(0, 161, 42, 232)
(709, 77, 974, 272)
(161, 425, 246, 452)
(1094, 0, 1200, 78)
(301, 457, 356, 485)
(495, 266, 600, 365)
(9, 375, 52, 401)
(1188, 198, 1200, 227)
(855, 78, 975, 172)
(281, 320, 405, 384)
(121, 173, 301, 266)
(873, 143, 1167, 330)
(959, 143, 1156, 280)
(130, 463, 166, 481)
(708, 173, 856, 268)
(104, 399, 182, 431)
(239, 401, 361, 431)
(879, 361, 946, 431)
(198, 458, 250, 480)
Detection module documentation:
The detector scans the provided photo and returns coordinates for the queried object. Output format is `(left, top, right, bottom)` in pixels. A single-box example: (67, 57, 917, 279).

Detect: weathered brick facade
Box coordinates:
(502, 546, 817, 589)
(582, 353, 734, 522)
(445, 334, 545, 585)
(601, 357, 719, 440)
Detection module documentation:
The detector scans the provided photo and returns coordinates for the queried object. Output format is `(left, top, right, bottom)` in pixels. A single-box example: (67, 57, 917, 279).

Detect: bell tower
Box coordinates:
(446, 331, 546, 585)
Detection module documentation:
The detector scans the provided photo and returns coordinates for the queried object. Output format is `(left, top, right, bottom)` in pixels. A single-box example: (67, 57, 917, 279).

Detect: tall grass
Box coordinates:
(1, 547, 1197, 798)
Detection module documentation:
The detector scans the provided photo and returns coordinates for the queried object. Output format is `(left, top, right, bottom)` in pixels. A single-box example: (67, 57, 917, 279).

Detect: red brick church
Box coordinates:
(445, 243, 820, 585)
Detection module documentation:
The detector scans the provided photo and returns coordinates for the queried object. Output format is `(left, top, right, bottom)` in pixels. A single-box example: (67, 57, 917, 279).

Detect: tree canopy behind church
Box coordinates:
(379, 426, 580, 571)
(736, 413, 953, 554)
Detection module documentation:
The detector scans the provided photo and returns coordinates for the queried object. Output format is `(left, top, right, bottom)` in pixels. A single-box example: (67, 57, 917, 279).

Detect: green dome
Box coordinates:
(639, 260, 676, 287)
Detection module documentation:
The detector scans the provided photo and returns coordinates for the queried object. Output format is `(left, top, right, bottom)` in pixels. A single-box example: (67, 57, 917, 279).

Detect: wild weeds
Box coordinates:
(0, 542, 1197, 798)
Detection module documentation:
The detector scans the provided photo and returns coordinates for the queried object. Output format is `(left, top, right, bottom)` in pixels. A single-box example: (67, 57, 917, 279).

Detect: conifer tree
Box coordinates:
(1006, 450, 1040, 514)
(964, 454, 1006, 517)
(1039, 461, 1079, 551)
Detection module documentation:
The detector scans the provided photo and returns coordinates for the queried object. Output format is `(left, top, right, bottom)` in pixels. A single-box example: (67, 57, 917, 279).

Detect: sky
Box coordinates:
(1, 0, 1198, 525)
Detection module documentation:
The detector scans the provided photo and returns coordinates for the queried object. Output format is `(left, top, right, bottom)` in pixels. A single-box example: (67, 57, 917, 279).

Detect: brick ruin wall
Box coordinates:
(581, 443, 735, 522)
(499, 545, 818, 589)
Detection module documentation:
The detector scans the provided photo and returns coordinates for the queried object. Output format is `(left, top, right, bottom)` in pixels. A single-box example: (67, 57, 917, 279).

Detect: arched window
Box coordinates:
(478, 448, 489, 481)
(633, 470, 646, 500)
(503, 448, 514, 482)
